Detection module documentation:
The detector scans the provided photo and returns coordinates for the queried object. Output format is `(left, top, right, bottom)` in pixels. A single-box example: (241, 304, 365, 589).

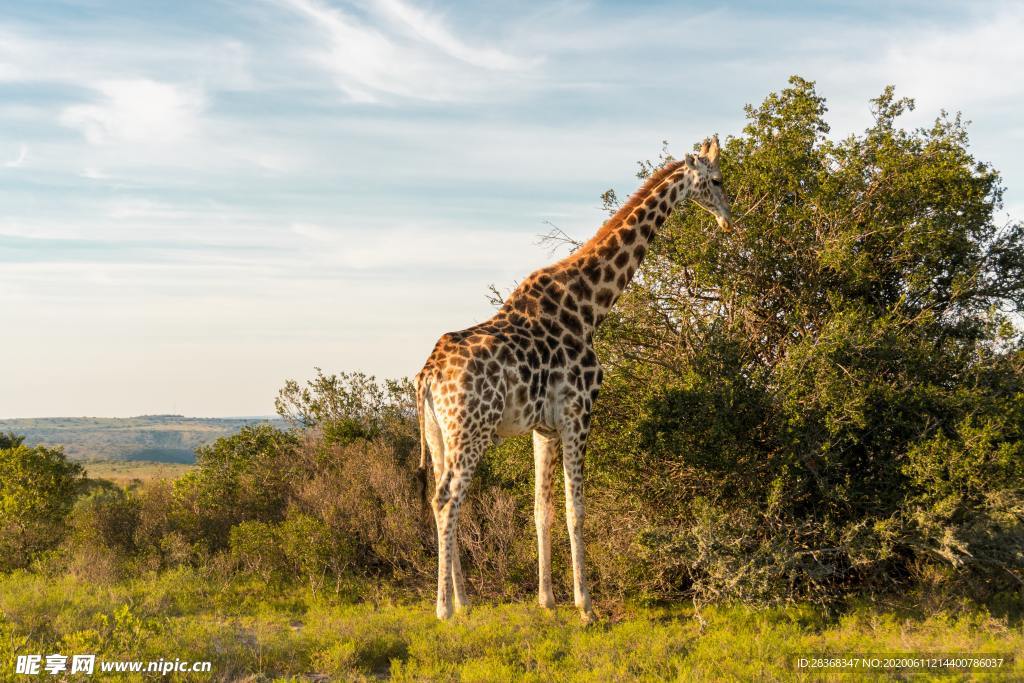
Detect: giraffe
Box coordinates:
(416, 135, 732, 622)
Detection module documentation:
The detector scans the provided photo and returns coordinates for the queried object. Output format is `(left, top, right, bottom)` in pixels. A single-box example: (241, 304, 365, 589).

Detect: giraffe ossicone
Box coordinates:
(416, 135, 732, 622)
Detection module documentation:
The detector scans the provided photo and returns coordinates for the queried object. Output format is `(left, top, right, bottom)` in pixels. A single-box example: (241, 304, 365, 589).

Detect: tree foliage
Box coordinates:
(586, 76, 1024, 603)
(0, 441, 84, 570)
(173, 424, 301, 550)
(275, 368, 416, 454)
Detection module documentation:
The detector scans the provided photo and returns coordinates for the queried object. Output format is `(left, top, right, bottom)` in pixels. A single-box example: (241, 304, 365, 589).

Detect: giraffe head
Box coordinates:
(687, 135, 732, 231)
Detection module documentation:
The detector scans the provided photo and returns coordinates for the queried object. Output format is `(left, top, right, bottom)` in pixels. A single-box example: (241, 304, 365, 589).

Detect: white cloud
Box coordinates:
(790, 7, 1023, 139)
(59, 79, 205, 146)
(0, 27, 50, 81)
(80, 167, 109, 180)
(879, 6, 1024, 111)
(369, 0, 533, 71)
(278, 0, 535, 102)
(3, 143, 26, 168)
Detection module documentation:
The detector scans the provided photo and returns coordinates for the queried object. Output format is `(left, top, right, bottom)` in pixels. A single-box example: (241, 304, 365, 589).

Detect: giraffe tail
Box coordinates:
(415, 371, 429, 507)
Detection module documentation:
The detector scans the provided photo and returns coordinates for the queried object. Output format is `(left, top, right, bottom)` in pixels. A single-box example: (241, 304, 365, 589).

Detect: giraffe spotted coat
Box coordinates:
(416, 136, 732, 622)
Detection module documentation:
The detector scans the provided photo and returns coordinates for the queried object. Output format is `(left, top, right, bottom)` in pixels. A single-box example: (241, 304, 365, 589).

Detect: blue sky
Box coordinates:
(2, 0, 1022, 417)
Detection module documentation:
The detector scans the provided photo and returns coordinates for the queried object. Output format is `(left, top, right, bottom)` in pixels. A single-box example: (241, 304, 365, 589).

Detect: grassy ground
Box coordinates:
(1, 569, 1020, 681)
(83, 460, 195, 485)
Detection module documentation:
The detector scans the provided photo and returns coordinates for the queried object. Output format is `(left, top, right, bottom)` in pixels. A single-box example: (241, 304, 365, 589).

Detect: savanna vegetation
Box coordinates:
(2, 77, 1023, 680)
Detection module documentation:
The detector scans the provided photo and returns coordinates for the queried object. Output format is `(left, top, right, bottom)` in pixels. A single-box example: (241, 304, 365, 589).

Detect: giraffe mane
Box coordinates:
(580, 158, 688, 252)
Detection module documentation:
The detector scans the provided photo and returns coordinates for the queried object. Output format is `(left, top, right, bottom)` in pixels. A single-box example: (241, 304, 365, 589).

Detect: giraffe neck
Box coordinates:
(567, 163, 694, 325)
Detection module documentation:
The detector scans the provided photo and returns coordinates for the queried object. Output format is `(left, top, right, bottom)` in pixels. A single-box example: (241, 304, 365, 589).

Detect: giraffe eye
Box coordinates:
(711, 178, 722, 187)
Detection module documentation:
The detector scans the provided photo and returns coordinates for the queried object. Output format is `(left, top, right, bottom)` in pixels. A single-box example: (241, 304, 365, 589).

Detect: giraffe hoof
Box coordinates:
(436, 603, 453, 620)
(579, 609, 597, 625)
(539, 594, 556, 610)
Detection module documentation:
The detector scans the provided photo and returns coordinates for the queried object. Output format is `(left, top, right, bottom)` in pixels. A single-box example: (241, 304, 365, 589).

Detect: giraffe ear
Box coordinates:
(707, 134, 720, 165)
(684, 153, 695, 167)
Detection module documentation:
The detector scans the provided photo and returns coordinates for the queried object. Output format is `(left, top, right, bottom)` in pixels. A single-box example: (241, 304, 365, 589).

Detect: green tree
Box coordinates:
(586, 76, 1024, 603)
(0, 439, 84, 570)
(173, 424, 300, 550)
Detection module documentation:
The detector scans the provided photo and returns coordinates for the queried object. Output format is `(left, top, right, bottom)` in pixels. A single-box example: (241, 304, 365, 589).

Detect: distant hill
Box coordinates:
(0, 415, 287, 463)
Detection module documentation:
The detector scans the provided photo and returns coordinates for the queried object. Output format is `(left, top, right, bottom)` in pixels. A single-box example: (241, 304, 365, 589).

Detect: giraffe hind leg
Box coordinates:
(433, 458, 476, 620)
(432, 468, 469, 612)
(432, 469, 454, 510)
(423, 406, 467, 611)
(429, 373, 501, 621)
(431, 469, 468, 615)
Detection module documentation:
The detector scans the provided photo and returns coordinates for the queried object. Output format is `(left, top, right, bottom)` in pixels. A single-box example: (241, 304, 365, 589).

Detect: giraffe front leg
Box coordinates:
(562, 434, 595, 624)
(451, 534, 469, 612)
(533, 431, 559, 609)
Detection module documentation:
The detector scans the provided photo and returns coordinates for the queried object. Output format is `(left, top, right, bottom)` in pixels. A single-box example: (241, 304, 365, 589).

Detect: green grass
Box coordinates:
(1, 570, 1020, 681)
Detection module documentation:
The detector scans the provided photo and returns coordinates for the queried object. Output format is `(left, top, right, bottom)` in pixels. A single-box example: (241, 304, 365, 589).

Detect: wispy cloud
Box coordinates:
(3, 143, 26, 168)
(369, 0, 532, 70)
(277, 0, 536, 102)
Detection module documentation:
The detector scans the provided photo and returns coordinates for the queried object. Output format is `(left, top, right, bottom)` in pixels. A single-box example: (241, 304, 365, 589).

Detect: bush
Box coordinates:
(172, 424, 300, 550)
(294, 437, 434, 584)
(278, 510, 353, 592)
(276, 369, 417, 456)
(64, 485, 140, 581)
(132, 479, 202, 570)
(228, 511, 355, 591)
(902, 409, 1024, 597)
(229, 520, 288, 583)
(0, 440, 84, 571)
